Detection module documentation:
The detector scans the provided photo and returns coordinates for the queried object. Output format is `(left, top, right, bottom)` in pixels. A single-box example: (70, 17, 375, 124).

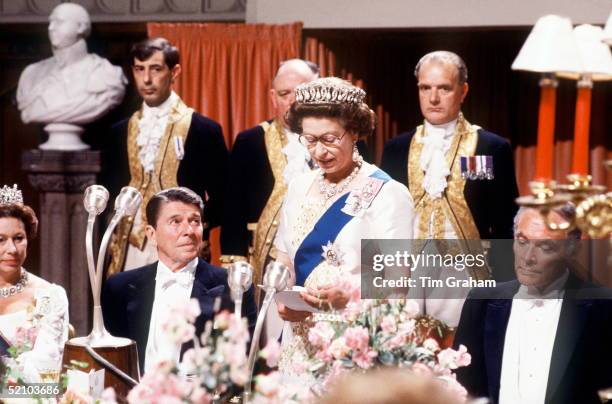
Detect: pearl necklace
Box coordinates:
(0, 270, 29, 298)
(317, 162, 362, 200)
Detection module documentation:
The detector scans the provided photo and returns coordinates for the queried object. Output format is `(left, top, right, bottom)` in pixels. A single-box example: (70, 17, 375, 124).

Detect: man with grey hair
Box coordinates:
(220, 59, 319, 278)
(381, 50, 518, 261)
(381, 51, 519, 326)
(454, 205, 612, 403)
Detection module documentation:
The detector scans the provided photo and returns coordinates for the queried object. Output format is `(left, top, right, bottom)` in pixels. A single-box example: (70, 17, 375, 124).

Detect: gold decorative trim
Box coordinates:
(251, 119, 288, 297)
(107, 97, 194, 277)
(407, 114, 489, 279)
(219, 255, 248, 269)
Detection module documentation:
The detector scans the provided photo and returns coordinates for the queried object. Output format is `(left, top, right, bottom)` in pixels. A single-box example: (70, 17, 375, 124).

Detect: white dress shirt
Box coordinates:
(282, 130, 312, 184)
(499, 270, 569, 404)
(137, 91, 178, 173)
(415, 118, 458, 239)
(144, 257, 197, 374)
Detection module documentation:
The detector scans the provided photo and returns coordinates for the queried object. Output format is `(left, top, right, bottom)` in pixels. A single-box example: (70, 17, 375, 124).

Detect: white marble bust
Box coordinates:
(16, 3, 127, 150)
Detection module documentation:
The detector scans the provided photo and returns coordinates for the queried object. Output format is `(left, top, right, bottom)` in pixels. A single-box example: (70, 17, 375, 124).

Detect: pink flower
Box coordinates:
(260, 339, 281, 367)
(308, 321, 335, 349)
(384, 333, 406, 350)
(423, 338, 440, 352)
(327, 336, 350, 359)
(397, 319, 416, 336)
(380, 315, 397, 333)
(343, 326, 369, 352)
(352, 349, 377, 369)
(437, 345, 471, 370)
(230, 364, 248, 385)
(189, 386, 212, 404)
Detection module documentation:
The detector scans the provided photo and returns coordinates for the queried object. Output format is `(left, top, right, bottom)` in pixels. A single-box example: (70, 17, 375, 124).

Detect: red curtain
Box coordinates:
(147, 22, 303, 148)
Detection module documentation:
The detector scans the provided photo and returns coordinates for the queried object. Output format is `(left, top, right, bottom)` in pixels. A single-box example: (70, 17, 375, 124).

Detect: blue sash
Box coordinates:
(294, 169, 391, 286)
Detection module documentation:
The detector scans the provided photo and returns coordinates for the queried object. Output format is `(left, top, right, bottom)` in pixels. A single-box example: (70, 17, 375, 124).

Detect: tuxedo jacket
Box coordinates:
(220, 121, 372, 258)
(454, 276, 612, 404)
(101, 258, 257, 373)
(380, 127, 519, 240)
(98, 112, 228, 230)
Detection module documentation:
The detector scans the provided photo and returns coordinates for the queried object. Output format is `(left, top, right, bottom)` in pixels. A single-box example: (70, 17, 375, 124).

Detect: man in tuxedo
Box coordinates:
(101, 37, 228, 275)
(102, 187, 257, 374)
(454, 206, 612, 403)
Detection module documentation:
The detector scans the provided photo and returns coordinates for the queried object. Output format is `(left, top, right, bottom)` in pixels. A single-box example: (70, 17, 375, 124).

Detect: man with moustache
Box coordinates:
(102, 187, 257, 374)
(103, 38, 228, 275)
(454, 206, 612, 404)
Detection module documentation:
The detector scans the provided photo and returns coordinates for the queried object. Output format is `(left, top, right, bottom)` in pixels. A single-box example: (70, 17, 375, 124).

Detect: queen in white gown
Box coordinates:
(272, 78, 415, 379)
(0, 187, 69, 383)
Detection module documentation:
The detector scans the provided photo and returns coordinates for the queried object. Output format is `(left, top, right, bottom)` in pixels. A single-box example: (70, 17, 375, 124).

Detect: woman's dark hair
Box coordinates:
(130, 37, 180, 69)
(287, 102, 377, 137)
(0, 204, 38, 241)
(146, 187, 204, 228)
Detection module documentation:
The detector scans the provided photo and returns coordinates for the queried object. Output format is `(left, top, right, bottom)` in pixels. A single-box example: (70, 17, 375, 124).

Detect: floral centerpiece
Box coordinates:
(127, 299, 250, 403)
(305, 298, 470, 400)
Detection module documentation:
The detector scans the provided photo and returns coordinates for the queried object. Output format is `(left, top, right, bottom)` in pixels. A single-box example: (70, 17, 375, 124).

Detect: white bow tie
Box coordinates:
(157, 270, 193, 290)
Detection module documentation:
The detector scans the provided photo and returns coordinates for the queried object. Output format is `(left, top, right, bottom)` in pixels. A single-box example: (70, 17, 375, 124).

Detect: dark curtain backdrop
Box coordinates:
(303, 28, 612, 195)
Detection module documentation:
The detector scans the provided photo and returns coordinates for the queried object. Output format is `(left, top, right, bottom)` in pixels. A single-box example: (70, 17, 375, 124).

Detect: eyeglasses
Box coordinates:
(298, 131, 348, 148)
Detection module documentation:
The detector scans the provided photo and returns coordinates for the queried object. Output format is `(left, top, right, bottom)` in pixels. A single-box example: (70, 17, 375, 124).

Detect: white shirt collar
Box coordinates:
(142, 91, 178, 119)
(424, 118, 458, 138)
(155, 257, 198, 288)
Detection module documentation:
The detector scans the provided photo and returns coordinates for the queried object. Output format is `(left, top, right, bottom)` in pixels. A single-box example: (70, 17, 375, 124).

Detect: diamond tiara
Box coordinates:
(294, 77, 366, 105)
(0, 184, 24, 205)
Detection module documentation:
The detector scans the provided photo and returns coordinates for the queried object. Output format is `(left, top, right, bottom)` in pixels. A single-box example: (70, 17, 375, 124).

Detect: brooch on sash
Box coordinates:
(460, 155, 494, 180)
(342, 177, 385, 217)
(322, 241, 345, 267)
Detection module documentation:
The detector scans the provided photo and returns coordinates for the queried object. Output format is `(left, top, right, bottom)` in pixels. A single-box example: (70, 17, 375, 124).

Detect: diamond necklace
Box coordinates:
(317, 162, 362, 200)
(0, 270, 29, 298)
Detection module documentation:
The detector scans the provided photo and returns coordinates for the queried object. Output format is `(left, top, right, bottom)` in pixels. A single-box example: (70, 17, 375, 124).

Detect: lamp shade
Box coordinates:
(512, 15, 582, 74)
(557, 24, 612, 81)
(603, 11, 612, 45)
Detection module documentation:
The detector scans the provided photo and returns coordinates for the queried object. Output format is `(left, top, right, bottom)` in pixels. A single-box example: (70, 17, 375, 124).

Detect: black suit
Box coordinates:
(220, 124, 275, 258)
(99, 113, 228, 230)
(380, 127, 519, 240)
(101, 258, 257, 373)
(454, 276, 612, 404)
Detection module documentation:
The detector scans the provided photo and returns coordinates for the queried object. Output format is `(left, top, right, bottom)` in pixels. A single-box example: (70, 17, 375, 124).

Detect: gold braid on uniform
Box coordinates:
(407, 113, 490, 280)
(250, 119, 289, 300)
(107, 98, 194, 277)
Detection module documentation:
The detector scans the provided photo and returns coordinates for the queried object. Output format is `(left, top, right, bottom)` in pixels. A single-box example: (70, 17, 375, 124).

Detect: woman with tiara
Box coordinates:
(0, 184, 69, 382)
(273, 78, 415, 378)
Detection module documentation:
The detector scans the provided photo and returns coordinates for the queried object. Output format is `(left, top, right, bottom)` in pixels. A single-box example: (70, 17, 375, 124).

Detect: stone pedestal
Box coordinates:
(22, 149, 101, 336)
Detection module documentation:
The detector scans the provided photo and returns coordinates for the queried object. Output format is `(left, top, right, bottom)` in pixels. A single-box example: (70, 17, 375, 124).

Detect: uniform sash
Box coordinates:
(294, 170, 390, 286)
